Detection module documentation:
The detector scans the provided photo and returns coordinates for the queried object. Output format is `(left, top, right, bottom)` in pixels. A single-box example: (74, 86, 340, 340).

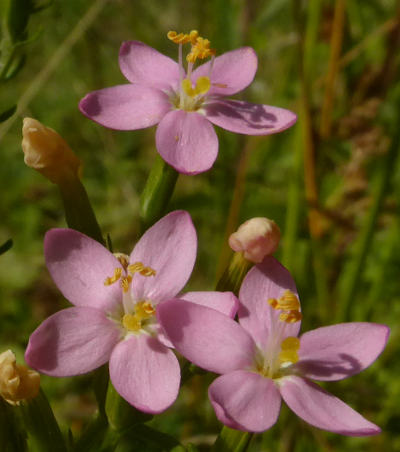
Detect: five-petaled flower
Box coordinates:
(79, 30, 297, 175)
(25, 211, 238, 413)
(158, 257, 389, 434)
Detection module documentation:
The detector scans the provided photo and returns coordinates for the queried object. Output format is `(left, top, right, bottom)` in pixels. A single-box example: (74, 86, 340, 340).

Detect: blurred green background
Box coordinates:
(1, 0, 400, 450)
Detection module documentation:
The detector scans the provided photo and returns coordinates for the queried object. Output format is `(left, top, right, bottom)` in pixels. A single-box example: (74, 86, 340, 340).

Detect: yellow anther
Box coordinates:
(188, 30, 199, 44)
(122, 313, 142, 332)
(182, 76, 211, 98)
(104, 267, 123, 286)
(268, 290, 301, 315)
(120, 275, 132, 293)
(135, 301, 156, 319)
(128, 262, 156, 277)
(279, 311, 302, 324)
(186, 36, 215, 63)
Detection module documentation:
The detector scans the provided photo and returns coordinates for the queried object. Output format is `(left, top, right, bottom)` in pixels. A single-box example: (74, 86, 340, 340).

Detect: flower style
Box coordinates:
(79, 30, 297, 175)
(25, 211, 238, 413)
(158, 257, 389, 434)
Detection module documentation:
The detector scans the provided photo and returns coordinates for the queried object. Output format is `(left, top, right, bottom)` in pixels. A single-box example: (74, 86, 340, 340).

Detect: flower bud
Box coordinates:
(22, 117, 82, 184)
(0, 350, 40, 405)
(229, 217, 281, 263)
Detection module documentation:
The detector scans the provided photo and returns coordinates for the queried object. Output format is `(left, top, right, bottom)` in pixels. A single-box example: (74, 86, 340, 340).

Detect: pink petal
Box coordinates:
(157, 299, 255, 374)
(155, 110, 218, 175)
(209, 371, 281, 432)
(109, 334, 180, 414)
(192, 47, 257, 96)
(204, 100, 297, 135)
(79, 84, 171, 130)
(44, 229, 123, 312)
(130, 211, 197, 303)
(25, 307, 121, 377)
(238, 257, 300, 348)
(119, 41, 180, 91)
(297, 323, 389, 381)
(179, 291, 238, 318)
(279, 376, 380, 436)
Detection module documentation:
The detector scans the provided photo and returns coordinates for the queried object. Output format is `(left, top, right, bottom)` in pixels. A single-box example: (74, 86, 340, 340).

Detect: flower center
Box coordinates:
(255, 290, 302, 379)
(167, 30, 216, 111)
(122, 300, 156, 333)
(104, 255, 157, 335)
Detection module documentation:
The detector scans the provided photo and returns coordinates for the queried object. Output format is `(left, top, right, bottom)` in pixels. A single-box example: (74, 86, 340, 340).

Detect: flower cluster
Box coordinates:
(22, 30, 390, 444)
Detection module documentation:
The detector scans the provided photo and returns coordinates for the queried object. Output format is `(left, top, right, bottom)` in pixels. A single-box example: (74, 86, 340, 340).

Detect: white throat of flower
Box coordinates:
(104, 253, 157, 337)
(167, 30, 225, 112)
(254, 290, 302, 379)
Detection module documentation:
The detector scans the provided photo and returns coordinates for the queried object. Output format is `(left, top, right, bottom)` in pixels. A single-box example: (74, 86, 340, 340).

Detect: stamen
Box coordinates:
(104, 267, 122, 286)
(187, 37, 216, 63)
(268, 290, 301, 324)
(128, 262, 156, 277)
(120, 275, 132, 293)
(122, 301, 156, 333)
(167, 30, 198, 45)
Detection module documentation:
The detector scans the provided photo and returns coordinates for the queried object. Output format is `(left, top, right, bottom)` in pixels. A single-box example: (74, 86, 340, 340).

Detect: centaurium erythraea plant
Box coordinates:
(25, 211, 238, 413)
(79, 30, 297, 175)
(158, 257, 389, 434)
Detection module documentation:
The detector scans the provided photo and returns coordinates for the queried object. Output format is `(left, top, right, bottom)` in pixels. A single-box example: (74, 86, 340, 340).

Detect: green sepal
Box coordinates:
(216, 252, 252, 295)
(59, 176, 104, 245)
(210, 426, 252, 452)
(139, 154, 179, 231)
(114, 424, 182, 452)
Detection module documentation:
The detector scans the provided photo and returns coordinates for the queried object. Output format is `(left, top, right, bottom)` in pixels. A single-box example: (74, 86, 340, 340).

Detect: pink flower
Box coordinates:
(158, 257, 389, 434)
(25, 211, 238, 413)
(79, 31, 297, 175)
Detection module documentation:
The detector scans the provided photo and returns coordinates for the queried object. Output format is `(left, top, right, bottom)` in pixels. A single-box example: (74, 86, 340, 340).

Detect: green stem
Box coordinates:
(210, 427, 253, 452)
(19, 389, 67, 452)
(59, 176, 104, 244)
(139, 154, 179, 231)
(337, 114, 400, 321)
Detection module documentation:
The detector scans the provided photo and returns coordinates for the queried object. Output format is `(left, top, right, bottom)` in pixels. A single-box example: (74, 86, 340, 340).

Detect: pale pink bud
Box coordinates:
(229, 217, 281, 263)
(22, 118, 82, 184)
(0, 350, 40, 405)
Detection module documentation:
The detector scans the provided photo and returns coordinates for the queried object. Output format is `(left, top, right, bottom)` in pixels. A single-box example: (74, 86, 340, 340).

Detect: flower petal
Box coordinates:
(25, 307, 121, 376)
(209, 371, 281, 432)
(119, 41, 180, 91)
(179, 291, 238, 318)
(279, 376, 380, 436)
(157, 299, 255, 374)
(238, 257, 300, 348)
(44, 229, 123, 312)
(109, 334, 180, 413)
(204, 100, 297, 135)
(155, 110, 218, 175)
(130, 211, 197, 303)
(296, 323, 389, 381)
(192, 47, 258, 96)
(79, 84, 170, 130)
